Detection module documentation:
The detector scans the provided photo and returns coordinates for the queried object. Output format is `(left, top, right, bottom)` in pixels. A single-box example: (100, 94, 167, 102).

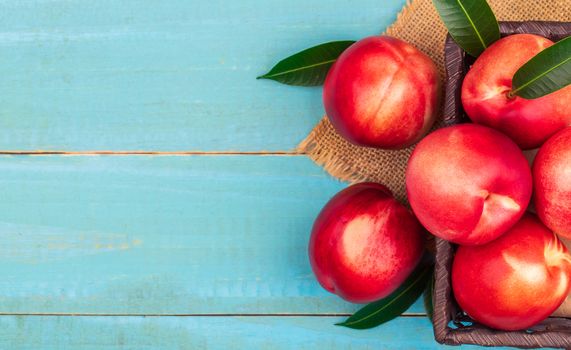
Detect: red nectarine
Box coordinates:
(323, 36, 440, 149)
(533, 126, 571, 239)
(308, 183, 424, 303)
(406, 124, 532, 245)
(462, 34, 571, 149)
(452, 214, 571, 331)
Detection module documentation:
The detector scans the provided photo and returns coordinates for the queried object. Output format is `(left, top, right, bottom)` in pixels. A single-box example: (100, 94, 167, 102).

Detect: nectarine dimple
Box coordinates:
(533, 126, 571, 239)
(462, 34, 571, 149)
(406, 124, 532, 245)
(323, 36, 440, 149)
(452, 214, 571, 331)
(308, 183, 424, 303)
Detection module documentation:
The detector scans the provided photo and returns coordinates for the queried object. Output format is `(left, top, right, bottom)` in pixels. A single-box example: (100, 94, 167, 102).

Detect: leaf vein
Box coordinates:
(513, 56, 571, 95)
(261, 59, 337, 79)
(343, 266, 429, 326)
(455, 0, 487, 49)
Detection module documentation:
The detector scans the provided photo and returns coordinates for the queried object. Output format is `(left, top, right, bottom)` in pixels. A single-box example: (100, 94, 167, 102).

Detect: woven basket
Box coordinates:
(432, 21, 571, 349)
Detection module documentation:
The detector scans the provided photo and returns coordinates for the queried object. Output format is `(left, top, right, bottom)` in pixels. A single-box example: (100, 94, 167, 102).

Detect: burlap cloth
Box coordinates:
(297, 0, 571, 316)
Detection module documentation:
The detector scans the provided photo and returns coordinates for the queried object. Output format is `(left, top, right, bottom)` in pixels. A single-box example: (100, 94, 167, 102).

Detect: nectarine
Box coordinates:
(452, 214, 571, 331)
(323, 36, 440, 149)
(406, 124, 532, 245)
(308, 183, 424, 303)
(462, 34, 571, 149)
(533, 126, 571, 239)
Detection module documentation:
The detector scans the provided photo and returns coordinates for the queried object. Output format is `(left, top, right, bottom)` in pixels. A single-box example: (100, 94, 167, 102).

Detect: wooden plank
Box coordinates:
(0, 315, 467, 349)
(0, 0, 405, 152)
(0, 155, 425, 314)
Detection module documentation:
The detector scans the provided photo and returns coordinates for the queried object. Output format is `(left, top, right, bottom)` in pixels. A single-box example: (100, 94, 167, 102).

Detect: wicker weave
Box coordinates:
(432, 22, 571, 349)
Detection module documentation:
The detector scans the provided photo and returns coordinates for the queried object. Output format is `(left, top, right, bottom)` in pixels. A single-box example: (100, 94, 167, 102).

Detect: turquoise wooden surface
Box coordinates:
(0, 0, 506, 348)
(0, 0, 405, 152)
(0, 316, 444, 350)
(0, 155, 428, 313)
(0, 155, 422, 314)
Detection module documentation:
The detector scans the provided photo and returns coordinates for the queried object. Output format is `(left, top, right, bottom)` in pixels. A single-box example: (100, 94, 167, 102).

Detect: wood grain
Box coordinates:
(0, 315, 457, 350)
(0, 155, 424, 315)
(0, 0, 405, 152)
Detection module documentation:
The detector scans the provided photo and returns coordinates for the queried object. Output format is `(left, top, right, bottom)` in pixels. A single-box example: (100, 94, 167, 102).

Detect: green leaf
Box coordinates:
(257, 41, 355, 86)
(511, 36, 571, 99)
(423, 271, 434, 323)
(432, 0, 500, 57)
(336, 260, 433, 330)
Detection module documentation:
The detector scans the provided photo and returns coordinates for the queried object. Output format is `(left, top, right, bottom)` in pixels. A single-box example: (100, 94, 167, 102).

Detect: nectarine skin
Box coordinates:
(534, 126, 571, 238)
(453, 214, 571, 331)
(462, 34, 571, 150)
(323, 36, 440, 149)
(406, 124, 532, 245)
(308, 183, 424, 303)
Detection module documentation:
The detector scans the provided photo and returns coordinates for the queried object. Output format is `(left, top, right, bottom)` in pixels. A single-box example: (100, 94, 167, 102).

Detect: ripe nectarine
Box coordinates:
(308, 183, 424, 303)
(323, 36, 440, 149)
(406, 124, 532, 245)
(452, 214, 571, 331)
(462, 34, 571, 149)
(533, 126, 571, 239)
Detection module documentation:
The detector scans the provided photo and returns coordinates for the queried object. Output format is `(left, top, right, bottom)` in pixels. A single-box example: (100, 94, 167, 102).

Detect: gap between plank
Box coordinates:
(0, 151, 304, 156)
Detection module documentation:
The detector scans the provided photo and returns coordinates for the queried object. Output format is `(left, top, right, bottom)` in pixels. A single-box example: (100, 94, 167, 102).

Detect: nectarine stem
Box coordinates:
(506, 90, 516, 100)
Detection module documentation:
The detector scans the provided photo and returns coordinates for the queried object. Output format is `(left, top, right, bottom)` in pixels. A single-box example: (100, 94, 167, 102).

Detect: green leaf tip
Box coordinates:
(335, 259, 434, 330)
(432, 0, 500, 57)
(511, 36, 571, 99)
(257, 40, 355, 86)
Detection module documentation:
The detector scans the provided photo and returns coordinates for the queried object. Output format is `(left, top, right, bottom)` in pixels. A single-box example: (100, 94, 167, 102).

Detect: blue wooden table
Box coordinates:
(0, 1, 493, 348)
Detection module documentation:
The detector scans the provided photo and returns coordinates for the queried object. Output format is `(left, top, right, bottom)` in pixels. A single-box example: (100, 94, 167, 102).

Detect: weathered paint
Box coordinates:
(0, 315, 451, 349)
(0, 155, 433, 315)
(0, 0, 405, 151)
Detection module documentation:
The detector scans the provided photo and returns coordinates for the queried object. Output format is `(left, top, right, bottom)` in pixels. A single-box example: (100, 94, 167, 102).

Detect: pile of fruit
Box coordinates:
(311, 29, 571, 332)
(259, 0, 571, 334)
